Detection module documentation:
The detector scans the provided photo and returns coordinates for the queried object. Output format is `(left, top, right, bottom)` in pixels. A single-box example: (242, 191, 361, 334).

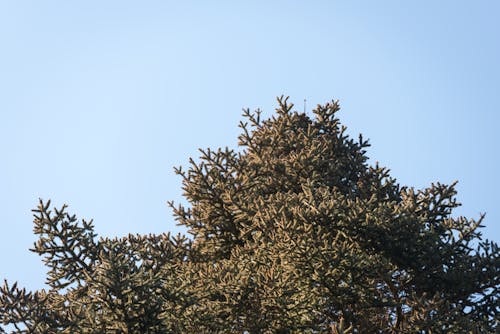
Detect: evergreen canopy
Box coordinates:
(1, 97, 498, 333)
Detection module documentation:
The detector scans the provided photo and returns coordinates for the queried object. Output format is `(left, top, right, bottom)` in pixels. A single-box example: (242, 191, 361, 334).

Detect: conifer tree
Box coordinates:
(1, 97, 498, 333)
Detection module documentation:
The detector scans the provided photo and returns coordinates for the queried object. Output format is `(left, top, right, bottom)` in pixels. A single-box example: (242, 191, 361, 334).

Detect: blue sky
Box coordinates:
(1, 1, 498, 291)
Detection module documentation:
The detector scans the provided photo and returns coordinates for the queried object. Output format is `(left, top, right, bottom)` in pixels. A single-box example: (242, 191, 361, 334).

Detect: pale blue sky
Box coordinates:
(1, 1, 498, 290)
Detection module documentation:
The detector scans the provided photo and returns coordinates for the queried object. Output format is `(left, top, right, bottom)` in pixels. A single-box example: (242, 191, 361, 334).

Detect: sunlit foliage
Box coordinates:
(1, 97, 498, 333)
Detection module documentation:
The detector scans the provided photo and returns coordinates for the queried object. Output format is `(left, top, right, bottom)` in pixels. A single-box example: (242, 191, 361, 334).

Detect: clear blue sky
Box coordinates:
(1, 1, 498, 291)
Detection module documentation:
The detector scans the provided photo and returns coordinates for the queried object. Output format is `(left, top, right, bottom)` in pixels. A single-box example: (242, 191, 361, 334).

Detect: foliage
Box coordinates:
(1, 97, 498, 333)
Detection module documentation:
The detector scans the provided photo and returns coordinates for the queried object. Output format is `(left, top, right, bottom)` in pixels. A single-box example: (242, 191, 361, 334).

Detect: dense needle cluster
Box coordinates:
(1, 97, 498, 333)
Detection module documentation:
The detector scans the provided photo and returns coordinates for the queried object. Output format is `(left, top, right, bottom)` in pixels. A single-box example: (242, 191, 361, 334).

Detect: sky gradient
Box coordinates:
(1, 1, 499, 291)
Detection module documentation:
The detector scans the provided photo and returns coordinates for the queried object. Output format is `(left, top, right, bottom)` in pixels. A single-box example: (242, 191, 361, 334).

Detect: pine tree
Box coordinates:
(1, 97, 498, 333)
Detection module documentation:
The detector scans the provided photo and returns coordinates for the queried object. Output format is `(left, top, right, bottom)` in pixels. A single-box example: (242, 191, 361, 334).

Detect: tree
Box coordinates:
(1, 97, 498, 333)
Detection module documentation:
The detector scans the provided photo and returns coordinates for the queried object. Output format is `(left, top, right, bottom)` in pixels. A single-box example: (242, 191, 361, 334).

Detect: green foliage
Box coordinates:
(1, 97, 498, 333)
